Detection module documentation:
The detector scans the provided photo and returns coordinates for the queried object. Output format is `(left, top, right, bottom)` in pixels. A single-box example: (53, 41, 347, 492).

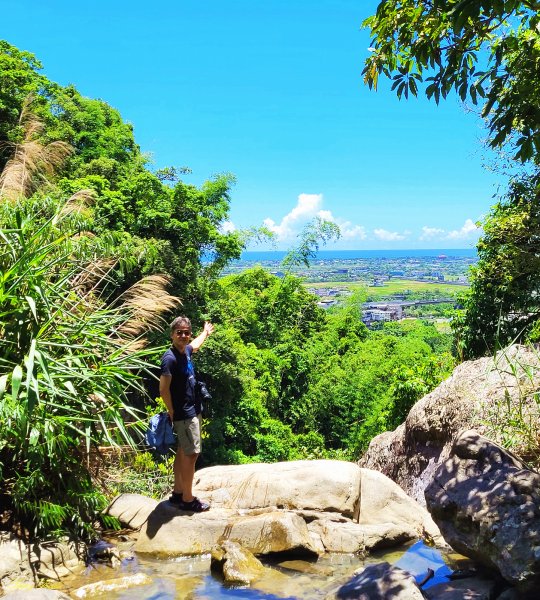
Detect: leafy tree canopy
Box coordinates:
(363, 1, 540, 161)
(453, 171, 540, 358)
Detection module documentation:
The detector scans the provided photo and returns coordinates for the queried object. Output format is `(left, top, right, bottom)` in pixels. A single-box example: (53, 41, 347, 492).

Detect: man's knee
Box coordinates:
(184, 452, 199, 462)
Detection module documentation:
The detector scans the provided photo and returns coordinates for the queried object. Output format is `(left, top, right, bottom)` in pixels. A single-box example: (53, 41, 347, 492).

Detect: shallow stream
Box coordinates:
(60, 540, 470, 599)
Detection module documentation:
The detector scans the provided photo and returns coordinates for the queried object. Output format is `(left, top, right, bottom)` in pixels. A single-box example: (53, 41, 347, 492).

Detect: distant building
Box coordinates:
(317, 300, 337, 309)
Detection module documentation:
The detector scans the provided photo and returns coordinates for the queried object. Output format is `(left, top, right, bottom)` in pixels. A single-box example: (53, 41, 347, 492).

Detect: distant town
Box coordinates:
(223, 252, 476, 326)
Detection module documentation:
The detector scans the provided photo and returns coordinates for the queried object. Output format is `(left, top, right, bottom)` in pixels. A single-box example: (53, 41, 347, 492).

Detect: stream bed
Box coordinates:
(59, 540, 471, 599)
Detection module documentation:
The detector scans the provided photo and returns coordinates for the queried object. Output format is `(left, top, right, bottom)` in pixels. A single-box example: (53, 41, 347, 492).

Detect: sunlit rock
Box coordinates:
(360, 345, 540, 506)
(211, 540, 266, 585)
(105, 493, 158, 529)
(71, 572, 153, 598)
(134, 504, 318, 558)
(193, 459, 361, 517)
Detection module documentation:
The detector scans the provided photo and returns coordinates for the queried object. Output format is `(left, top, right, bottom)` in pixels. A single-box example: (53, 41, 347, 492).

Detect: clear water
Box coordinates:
(61, 540, 468, 599)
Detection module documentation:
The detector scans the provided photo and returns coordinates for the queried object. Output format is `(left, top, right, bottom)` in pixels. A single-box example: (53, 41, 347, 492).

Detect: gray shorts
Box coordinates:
(173, 414, 202, 455)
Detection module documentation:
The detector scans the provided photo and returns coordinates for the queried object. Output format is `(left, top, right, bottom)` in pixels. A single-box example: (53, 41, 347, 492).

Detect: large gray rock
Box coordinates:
(105, 493, 158, 529)
(193, 459, 361, 517)
(193, 460, 441, 543)
(128, 461, 440, 556)
(425, 430, 540, 591)
(211, 540, 266, 585)
(359, 345, 540, 505)
(0, 534, 34, 587)
(134, 503, 319, 557)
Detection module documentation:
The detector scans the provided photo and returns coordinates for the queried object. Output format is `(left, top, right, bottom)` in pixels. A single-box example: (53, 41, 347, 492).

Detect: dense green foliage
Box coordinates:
(453, 172, 540, 358)
(192, 269, 454, 464)
(0, 196, 180, 538)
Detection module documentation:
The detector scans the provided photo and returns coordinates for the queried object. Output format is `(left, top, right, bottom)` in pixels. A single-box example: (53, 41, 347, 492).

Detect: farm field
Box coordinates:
(306, 279, 468, 298)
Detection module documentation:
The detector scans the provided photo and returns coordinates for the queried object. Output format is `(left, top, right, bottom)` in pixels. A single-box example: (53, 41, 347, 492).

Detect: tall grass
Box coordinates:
(484, 344, 540, 466)
(0, 197, 180, 539)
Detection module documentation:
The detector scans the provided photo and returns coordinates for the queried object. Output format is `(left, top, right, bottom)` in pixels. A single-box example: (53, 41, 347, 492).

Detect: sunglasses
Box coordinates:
(175, 330, 191, 336)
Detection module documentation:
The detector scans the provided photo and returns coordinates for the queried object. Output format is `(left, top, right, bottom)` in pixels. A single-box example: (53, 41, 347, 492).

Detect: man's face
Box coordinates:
(171, 326, 192, 351)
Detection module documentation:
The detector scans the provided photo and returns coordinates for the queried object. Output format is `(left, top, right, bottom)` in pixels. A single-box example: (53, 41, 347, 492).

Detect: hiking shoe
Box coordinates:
(178, 497, 210, 512)
(169, 492, 183, 505)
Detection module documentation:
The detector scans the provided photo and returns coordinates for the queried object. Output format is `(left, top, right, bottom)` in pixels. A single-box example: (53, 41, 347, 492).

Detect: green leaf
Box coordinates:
(63, 380, 77, 396)
(25, 295, 37, 321)
(0, 375, 7, 401)
(11, 365, 23, 403)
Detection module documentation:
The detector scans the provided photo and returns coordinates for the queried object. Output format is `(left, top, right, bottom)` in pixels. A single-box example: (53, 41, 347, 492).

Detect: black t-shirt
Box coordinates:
(160, 345, 200, 420)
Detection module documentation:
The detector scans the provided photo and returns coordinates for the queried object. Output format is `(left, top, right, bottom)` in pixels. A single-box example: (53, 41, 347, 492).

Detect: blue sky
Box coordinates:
(3, 0, 501, 249)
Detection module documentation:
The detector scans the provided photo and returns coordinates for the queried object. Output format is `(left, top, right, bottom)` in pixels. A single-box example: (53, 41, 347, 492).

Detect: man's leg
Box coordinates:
(179, 450, 199, 502)
(172, 449, 184, 495)
(173, 415, 209, 511)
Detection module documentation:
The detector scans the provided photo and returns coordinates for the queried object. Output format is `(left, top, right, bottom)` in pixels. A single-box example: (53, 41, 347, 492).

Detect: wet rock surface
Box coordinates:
(335, 561, 424, 600)
(71, 572, 153, 598)
(425, 430, 540, 592)
(211, 540, 266, 585)
(1, 591, 71, 600)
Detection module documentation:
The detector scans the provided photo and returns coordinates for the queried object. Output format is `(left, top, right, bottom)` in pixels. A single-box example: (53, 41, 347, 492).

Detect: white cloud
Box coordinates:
(264, 193, 368, 244)
(417, 220, 482, 242)
(445, 218, 480, 240)
(419, 226, 445, 241)
(220, 220, 236, 233)
(263, 193, 323, 240)
(373, 228, 407, 241)
(340, 222, 367, 240)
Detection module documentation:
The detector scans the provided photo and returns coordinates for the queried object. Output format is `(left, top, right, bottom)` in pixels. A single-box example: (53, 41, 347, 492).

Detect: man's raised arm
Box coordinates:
(190, 321, 215, 352)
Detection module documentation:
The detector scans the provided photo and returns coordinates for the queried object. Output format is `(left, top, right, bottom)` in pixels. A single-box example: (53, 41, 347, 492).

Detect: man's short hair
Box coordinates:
(170, 316, 192, 333)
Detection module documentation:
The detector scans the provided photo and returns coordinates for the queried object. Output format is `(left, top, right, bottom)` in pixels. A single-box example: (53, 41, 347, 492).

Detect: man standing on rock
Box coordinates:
(160, 316, 214, 512)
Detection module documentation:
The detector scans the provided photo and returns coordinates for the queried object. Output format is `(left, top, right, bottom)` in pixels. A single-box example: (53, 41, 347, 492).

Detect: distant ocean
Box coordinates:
(238, 249, 477, 261)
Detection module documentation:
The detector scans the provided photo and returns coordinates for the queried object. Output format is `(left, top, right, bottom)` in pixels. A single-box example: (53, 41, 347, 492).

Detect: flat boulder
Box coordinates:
(425, 430, 540, 591)
(193, 459, 360, 517)
(130, 461, 441, 557)
(134, 503, 318, 558)
(104, 493, 158, 529)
